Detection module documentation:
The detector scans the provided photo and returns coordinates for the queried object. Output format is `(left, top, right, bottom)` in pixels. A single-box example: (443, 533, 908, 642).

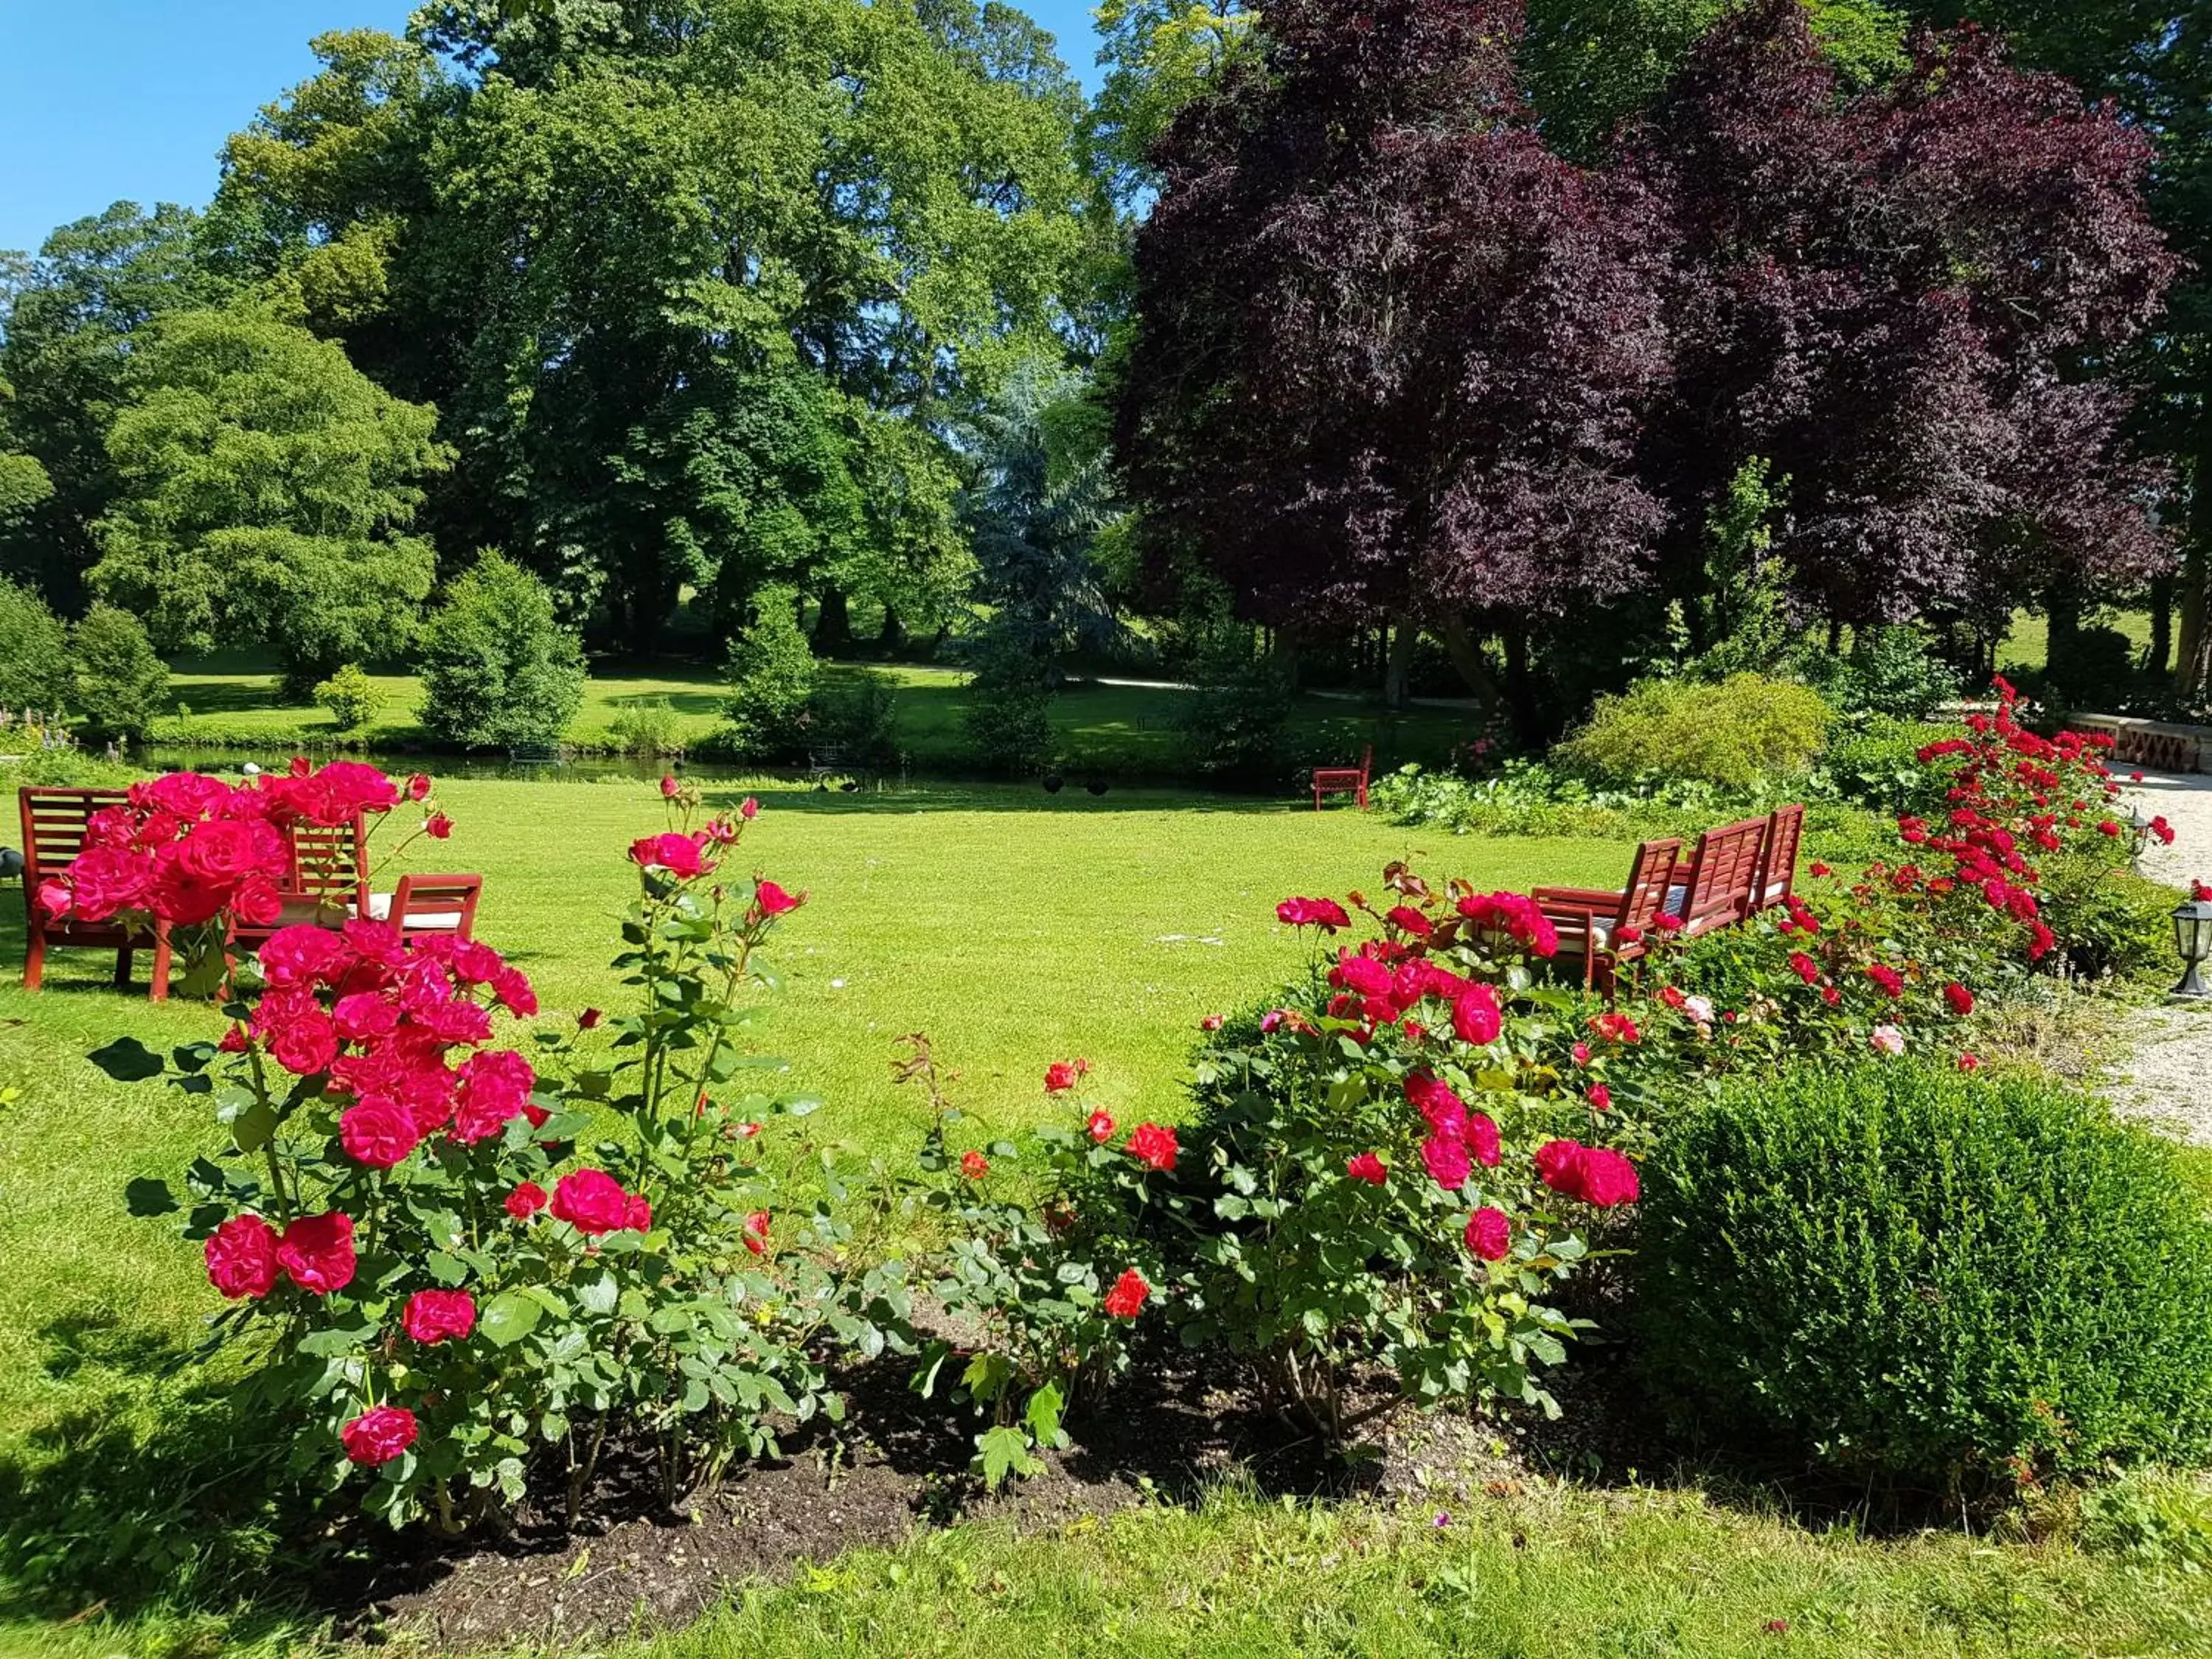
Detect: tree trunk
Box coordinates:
(2177, 434, 2212, 702)
(2044, 580, 2082, 680)
(2147, 573, 2174, 675)
(1500, 625, 1541, 747)
(1273, 625, 1302, 692)
(1384, 619, 1417, 709)
(812, 587, 852, 653)
(876, 605, 908, 656)
(1437, 616, 1503, 706)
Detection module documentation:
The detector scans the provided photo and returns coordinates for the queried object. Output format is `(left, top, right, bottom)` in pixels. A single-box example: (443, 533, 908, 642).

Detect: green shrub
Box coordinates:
(1559, 673, 1832, 791)
(1817, 714, 1950, 815)
(0, 577, 70, 710)
(1798, 627, 1962, 722)
(415, 552, 586, 750)
(961, 636, 1056, 773)
(806, 668, 900, 767)
(2081, 1470, 2212, 1573)
(720, 584, 816, 760)
(608, 696, 686, 759)
(311, 662, 383, 732)
(69, 602, 169, 740)
(1635, 1061, 2212, 1492)
(1174, 627, 1292, 785)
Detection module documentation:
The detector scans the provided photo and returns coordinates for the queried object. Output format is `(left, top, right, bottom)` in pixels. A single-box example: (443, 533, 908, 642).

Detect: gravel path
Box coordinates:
(2107, 768, 2212, 1145)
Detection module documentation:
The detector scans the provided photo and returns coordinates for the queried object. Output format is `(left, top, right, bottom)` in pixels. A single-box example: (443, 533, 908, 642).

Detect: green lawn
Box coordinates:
(1, 777, 2204, 1657)
(152, 655, 1475, 778)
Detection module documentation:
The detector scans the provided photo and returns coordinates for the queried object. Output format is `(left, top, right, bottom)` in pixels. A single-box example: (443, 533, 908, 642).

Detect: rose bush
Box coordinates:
(111, 767, 906, 1530)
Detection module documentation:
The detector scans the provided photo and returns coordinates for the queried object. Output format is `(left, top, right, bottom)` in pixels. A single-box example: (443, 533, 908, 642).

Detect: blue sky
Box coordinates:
(0, 1, 1110, 257)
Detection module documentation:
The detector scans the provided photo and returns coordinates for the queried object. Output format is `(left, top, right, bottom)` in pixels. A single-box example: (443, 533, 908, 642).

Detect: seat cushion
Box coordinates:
(1759, 880, 1790, 905)
(1663, 884, 1688, 917)
(364, 892, 467, 931)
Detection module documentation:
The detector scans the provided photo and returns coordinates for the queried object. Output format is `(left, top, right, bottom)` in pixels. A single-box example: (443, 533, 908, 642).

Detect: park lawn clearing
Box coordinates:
(150, 656, 1472, 776)
(1, 778, 2202, 1658)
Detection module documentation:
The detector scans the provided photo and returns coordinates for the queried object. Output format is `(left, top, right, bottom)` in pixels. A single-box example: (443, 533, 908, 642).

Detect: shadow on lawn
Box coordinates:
(0, 1314, 322, 1638)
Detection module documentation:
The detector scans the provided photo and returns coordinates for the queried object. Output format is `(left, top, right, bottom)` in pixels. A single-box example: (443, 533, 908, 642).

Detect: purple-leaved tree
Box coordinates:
(1114, 0, 1671, 724)
(1631, 0, 2180, 634)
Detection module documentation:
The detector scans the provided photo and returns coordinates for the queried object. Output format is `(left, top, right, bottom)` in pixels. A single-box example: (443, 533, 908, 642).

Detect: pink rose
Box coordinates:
(552, 1169, 636, 1236)
(277, 1211, 357, 1295)
(204, 1214, 279, 1299)
(1422, 1133, 1471, 1191)
(1464, 1207, 1511, 1262)
(340, 1099, 423, 1169)
(341, 1405, 417, 1467)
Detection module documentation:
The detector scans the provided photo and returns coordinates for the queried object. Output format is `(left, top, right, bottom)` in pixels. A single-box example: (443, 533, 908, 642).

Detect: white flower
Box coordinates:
(1871, 1024, 1906, 1057)
(1683, 995, 1715, 1026)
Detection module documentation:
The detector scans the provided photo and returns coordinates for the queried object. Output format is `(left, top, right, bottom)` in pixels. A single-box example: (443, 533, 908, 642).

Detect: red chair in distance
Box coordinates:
(1533, 838, 1683, 993)
(18, 786, 172, 998)
(1312, 745, 1374, 812)
(366, 873, 484, 942)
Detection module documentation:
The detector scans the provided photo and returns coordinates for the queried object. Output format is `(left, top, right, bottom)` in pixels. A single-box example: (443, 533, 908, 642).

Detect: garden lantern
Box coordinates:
(2173, 899, 2212, 1000)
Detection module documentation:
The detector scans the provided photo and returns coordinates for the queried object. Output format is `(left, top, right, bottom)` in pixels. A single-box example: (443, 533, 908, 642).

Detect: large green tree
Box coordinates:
(88, 304, 449, 689)
(209, 0, 1094, 653)
(0, 204, 223, 605)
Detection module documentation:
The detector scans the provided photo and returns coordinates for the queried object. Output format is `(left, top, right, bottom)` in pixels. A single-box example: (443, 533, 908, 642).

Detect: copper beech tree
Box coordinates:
(1116, 0, 2180, 718)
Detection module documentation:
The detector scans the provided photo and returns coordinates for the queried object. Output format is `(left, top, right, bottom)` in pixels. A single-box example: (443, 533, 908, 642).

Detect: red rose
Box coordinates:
(552, 1169, 635, 1236)
(754, 879, 803, 916)
(1276, 896, 1350, 931)
(1464, 1206, 1511, 1262)
(629, 832, 712, 878)
(1452, 986, 1502, 1046)
(1127, 1121, 1178, 1172)
(1405, 1071, 1466, 1138)
(453, 1049, 535, 1145)
(1788, 952, 1820, 985)
(1534, 1138, 1583, 1195)
(1588, 1083, 1612, 1112)
(1467, 1112, 1501, 1168)
(1045, 1061, 1083, 1095)
(406, 773, 432, 802)
(660, 773, 680, 799)
(1571, 1042, 1591, 1065)
(740, 796, 759, 820)
(1865, 964, 1904, 999)
(341, 1405, 417, 1467)
(742, 1209, 771, 1254)
(1345, 1152, 1388, 1184)
(332, 991, 400, 1043)
(1086, 1110, 1116, 1143)
(1573, 1147, 1640, 1208)
(506, 1181, 548, 1220)
(1422, 1133, 1470, 1190)
(1385, 904, 1433, 937)
(1102, 1268, 1150, 1318)
(205, 1214, 279, 1299)
(423, 812, 453, 841)
(277, 1211, 357, 1295)
(402, 1288, 476, 1344)
(625, 1194, 653, 1231)
(340, 1099, 423, 1169)
(260, 925, 351, 990)
(1200, 1013, 1224, 1032)
(1944, 982, 1975, 1017)
(1958, 1052, 1982, 1073)
(271, 1009, 338, 1077)
(960, 1150, 990, 1180)
(577, 1006, 603, 1030)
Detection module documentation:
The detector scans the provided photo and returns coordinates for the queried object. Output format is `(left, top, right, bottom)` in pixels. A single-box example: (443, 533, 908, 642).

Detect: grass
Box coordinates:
(151, 655, 1475, 778)
(1997, 608, 2154, 673)
(1, 775, 2205, 1656)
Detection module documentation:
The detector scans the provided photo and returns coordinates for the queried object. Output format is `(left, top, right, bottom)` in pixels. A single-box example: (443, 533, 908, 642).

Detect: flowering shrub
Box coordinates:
(1108, 868, 1641, 1440)
(1613, 678, 2175, 1076)
(38, 758, 446, 996)
(111, 768, 905, 1530)
(891, 1040, 1159, 1486)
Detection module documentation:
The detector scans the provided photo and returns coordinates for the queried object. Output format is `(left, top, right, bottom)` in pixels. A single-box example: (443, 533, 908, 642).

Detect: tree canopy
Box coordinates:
(88, 304, 448, 685)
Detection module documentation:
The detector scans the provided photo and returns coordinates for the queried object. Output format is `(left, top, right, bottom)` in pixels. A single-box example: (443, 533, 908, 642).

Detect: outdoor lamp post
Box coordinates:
(2173, 899, 2212, 1000)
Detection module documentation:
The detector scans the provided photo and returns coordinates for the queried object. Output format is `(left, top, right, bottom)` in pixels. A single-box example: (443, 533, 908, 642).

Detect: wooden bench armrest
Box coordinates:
(1531, 886, 1624, 907)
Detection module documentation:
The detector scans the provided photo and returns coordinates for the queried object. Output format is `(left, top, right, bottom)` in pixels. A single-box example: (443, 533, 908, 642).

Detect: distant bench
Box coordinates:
(2066, 715, 2209, 775)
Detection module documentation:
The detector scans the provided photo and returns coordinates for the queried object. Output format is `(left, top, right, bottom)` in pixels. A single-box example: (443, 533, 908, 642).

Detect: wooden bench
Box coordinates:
(18, 787, 173, 998)
(1312, 745, 1373, 812)
(1669, 815, 1773, 939)
(807, 744, 869, 785)
(1753, 803, 1805, 913)
(1534, 837, 1683, 993)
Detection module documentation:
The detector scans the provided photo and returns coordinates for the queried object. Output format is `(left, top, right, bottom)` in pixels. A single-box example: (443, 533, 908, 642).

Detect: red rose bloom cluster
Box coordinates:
(1103, 1268, 1151, 1318)
(1277, 896, 1352, 931)
(1534, 1141, 1640, 1208)
(341, 1405, 419, 1467)
(550, 1168, 653, 1236)
(1454, 891, 1559, 959)
(1126, 1121, 1178, 1172)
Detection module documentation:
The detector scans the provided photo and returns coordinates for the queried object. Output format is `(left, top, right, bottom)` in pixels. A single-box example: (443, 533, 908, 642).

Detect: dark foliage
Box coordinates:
(1630, 1, 2181, 628)
(1116, 0, 1672, 638)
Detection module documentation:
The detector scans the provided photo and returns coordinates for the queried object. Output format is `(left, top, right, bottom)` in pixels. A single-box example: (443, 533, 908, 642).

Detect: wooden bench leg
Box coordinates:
(114, 946, 134, 988)
(23, 928, 45, 992)
(149, 928, 173, 1004)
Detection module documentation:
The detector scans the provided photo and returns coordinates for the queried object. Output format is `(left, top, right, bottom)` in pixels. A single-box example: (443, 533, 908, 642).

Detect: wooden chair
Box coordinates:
(18, 787, 175, 998)
(1312, 745, 1374, 812)
(364, 874, 483, 942)
(1672, 815, 1772, 938)
(218, 815, 372, 994)
(1753, 804, 1806, 913)
(1533, 838, 1683, 993)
